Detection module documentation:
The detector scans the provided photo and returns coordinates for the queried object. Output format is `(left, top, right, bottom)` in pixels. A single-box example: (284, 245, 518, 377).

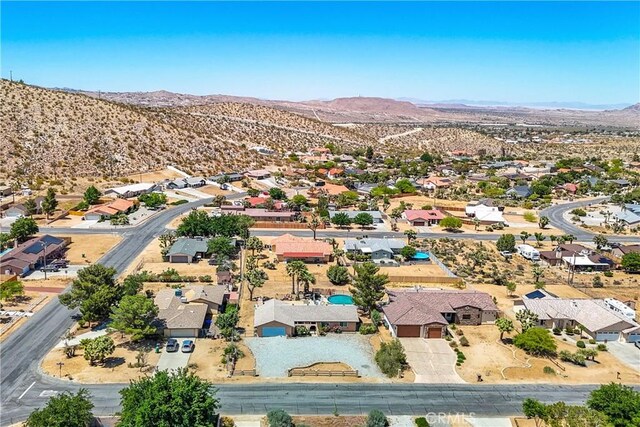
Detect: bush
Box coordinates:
(170, 199, 189, 206)
(415, 417, 430, 427)
(295, 326, 310, 336)
(603, 271, 613, 277)
(359, 324, 378, 335)
(523, 211, 537, 222)
(371, 309, 382, 326)
(570, 208, 587, 217)
(267, 409, 293, 427)
(597, 344, 607, 351)
(576, 340, 586, 349)
(559, 350, 586, 366)
(589, 339, 596, 345)
(552, 327, 562, 335)
(375, 339, 407, 377)
(220, 416, 236, 427)
(543, 366, 555, 375)
(513, 328, 557, 356)
(456, 329, 464, 336)
(564, 326, 574, 336)
(366, 409, 388, 427)
(459, 336, 469, 347)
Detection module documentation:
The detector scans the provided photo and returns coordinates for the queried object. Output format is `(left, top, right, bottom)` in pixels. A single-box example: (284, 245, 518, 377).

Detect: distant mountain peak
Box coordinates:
(623, 103, 640, 111)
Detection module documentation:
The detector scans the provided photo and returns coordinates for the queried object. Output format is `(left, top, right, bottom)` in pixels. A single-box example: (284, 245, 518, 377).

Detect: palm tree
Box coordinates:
(297, 270, 316, 295)
(285, 261, 307, 295)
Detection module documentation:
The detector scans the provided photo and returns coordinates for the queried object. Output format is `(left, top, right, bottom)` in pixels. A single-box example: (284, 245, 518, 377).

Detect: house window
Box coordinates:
(339, 322, 348, 327)
(462, 314, 471, 320)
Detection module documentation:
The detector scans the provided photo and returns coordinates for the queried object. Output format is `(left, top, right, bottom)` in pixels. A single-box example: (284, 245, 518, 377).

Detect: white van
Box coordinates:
(517, 244, 540, 261)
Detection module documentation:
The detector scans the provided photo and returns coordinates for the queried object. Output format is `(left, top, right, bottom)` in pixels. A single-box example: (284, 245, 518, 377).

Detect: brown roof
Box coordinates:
(617, 245, 640, 255)
(383, 289, 498, 326)
(275, 240, 332, 257)
(0, 235, 67, 267)
(154, 289, 209, 330)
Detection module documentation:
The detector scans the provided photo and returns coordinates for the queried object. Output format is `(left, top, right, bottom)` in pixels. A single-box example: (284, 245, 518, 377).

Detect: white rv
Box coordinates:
(517, 244, 540, 261)
(604, 298, 636, 320)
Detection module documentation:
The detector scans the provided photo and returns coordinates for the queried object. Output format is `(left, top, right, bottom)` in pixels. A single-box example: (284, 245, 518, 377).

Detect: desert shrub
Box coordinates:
(589, 339, 596, 344)
(564, 326, 574, 335)
(459, 336, 469, 347)
(170, 199, 188, 206)
(366, 409, 388, 427)
(198, 275, 213, 282)
(371, 309, 382, 326)
(597, 344, 608, 351)
(267, 409, 293, 427)
(295, 326, 310, 336)
(576, 340, 586, 349)
(359, 324, 378, 335)
(456, 329, 464, 336)
(523, 211, 537, 222)
(570, 208, 587, 217)
(415, 417, 430, 427)
(375, 339, 407, 377)
(603, 271, 613, 277)
(220, 416, 235, 427)
(559, 350, 586, 366)
(552, 327, 562, 335)
(514, 328, 557, 356)
(543, 366, 555, 375)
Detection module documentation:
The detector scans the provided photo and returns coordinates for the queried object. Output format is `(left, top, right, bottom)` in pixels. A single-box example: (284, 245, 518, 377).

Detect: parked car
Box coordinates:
(165, 338, 179, 352)
(40, 265, 60, 272)
(181, 340, 194, 353)
(50, 259, 69, 268)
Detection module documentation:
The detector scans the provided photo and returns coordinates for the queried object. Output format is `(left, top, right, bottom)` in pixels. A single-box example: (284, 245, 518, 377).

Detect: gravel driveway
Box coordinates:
(246, 335, 385, 378)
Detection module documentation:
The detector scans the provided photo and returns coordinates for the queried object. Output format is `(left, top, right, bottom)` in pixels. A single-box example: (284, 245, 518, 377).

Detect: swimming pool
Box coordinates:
(413, 251, 430, 260)
(327, 294, 354, 305)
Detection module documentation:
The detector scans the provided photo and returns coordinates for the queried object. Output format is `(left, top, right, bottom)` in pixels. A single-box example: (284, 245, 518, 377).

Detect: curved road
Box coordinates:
(1, 196, 638, 425)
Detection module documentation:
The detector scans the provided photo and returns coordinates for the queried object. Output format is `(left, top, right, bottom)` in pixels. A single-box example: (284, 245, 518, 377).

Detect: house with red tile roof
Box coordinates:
(383, 289, 498, 338)
(327, 168, 344, 179)
(271, 234, 333, 263)
(83, 198, 135, 221)
(416, 176, 453, 190)
(403, 209, 445, 226)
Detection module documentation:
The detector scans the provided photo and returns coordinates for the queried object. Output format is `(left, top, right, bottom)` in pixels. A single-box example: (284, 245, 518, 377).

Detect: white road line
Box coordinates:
(18, 381, 36, 400)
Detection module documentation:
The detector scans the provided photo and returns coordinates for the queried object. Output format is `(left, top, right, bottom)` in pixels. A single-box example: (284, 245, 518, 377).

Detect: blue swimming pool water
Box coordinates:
(328, 294, 354, 305)
(413, 251, 430, 260)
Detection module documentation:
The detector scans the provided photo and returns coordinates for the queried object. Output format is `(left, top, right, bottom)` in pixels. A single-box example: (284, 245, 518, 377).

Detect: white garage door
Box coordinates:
(596, 331, 620, 342)
(168, 329, 198, 338)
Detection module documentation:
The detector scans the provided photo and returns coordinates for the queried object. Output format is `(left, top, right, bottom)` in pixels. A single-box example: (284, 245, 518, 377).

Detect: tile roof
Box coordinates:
(383, 289, 498, 326)
(254, 299, 359, 327)
(0, 235, 66, 266)
(404, 209, 445, 221)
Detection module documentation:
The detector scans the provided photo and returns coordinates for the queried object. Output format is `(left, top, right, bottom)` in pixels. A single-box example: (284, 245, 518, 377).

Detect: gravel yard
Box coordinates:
(246, 335, 386, 379)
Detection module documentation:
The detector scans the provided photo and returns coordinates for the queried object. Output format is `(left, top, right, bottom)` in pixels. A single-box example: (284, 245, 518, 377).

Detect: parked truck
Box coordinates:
(517, 244, 540, 261)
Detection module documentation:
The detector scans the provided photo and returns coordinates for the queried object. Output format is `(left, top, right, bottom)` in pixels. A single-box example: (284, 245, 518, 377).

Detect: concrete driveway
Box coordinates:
(400, 338, 465, 383)
(607, 341, 640, 371)
(156, 341, 194, 372)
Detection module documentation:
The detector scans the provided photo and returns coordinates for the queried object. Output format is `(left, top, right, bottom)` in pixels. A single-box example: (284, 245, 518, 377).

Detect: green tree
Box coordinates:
(400, 245, 417, 260)
(285, 260, 308, 294)
(121, 274, 145, 296)
(10, 217, 39, 242)
(538, 216, 550, 229)
(520, 231, 531, 244)
(533, 232, 546, 248)
(506, 281, 517, 297)
(0, 279, 24, 301)
(297, 269, 316, 294)
(59, 264, 121, 326)
(138, 192, 167, 209)
(23, 198, 37, 216)
(80, 335, 115, 365)
(245, 268, 268, 301)
(375, 339, 407, 377)
(41, 188, 59, 220)
(522, 398, 547, 427)
(440, 216, 462, 231)
(0, 232, 12, 251)
(245, 236, 264, 255)
(307, 213, 321, 240)
(404, 229, 417, 244)
(290, 194, 308, 209)
(83, 185, 101, 205)
(544, 402, 609, 427)
(336, 190, 359, 207)
(593, 234, 609, 251)
(564, 234, 576, 244)
(496, 317, 514, 341)
(621, 252, 640, 273)
(158, 231, 177, 250)
(118, 368, 219, 427)
(331, 212, 352, 229)
(326, 265, 351, 286)
(25, 389, 94, 427)
(176, 210, 211, 237)
(514, 327, 557, 356)
(350, 262, 389, 313)
(587, 383, 640, 427)
(266, 409, 293, 427)
(353, 212, 374, 229)
(395, 179, 416, 194)
(268, 187, 287, 200)
(215, 305, 240, 340)
(110, 295, 159, 341)
(532, 265, 544, 283)
(516, 309, 539, 332)
(366, 409, 388, 427)
(207, 236, 236, 261)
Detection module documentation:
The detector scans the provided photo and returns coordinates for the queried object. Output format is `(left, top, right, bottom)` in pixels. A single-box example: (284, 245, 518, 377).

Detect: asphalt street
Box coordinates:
(1, 195, 639, 425)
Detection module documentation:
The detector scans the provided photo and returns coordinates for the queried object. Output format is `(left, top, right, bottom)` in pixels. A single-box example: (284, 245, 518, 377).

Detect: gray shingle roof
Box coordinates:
(167, 238, 209, 257)
(254, 299, 359, 327)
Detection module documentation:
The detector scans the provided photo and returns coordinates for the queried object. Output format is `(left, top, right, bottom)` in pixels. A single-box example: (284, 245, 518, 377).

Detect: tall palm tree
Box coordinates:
(285, 261, 307, 295)
(297, 270, 316, 295)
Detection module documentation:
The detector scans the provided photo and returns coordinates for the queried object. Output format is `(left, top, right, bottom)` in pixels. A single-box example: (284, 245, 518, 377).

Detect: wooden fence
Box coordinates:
(288, 368, 359, 377)
(230, 369, 257, 377)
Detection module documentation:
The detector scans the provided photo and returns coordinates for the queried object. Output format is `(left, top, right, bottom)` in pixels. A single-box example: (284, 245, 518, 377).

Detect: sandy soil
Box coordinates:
(197, 185, 232, 196)
(455, 324, 640, 385)
(368, 327, 416, 383)
(289, 416, 368, 427)
(0, 291, 53, 342)
(188, 338, 255, 381)
(141, 261, 219, 277)
(59, 234, 122, 265)
(123, 168, 183, 183)
(47, 214, 85, 228)
(41, 334, 160, 383)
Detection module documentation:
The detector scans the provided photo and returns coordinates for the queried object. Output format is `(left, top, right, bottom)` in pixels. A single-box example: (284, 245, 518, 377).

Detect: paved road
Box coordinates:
(2, 195, 638, 424)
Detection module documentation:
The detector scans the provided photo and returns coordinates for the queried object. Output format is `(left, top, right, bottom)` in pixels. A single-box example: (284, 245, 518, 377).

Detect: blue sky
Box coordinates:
(2, 1, 639, 105)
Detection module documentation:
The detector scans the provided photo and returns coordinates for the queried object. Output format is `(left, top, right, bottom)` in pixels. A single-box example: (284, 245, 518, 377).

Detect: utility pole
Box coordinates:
(40, 241, 49, 280)
(56, 361, 64, 378)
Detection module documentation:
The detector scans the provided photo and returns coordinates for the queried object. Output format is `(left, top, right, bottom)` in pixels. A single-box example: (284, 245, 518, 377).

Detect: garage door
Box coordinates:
(396, 325, 421, 337)
(413, 221, 425, 226)
(169, 329, 197, 338)
(427, 327, 442, 339)
(626, 333, 640, 343)
(596, 332, 620, 342)
(170, 255, 189, 263)
(262, 326, 287, 337)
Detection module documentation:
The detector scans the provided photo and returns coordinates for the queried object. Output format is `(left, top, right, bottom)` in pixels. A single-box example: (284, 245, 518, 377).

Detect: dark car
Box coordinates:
(181, 340, 194, 353)
(165, 338, 179, 352)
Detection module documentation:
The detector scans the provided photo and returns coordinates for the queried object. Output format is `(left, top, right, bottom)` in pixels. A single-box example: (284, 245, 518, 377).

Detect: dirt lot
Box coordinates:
(123, 168, 183, 183)
(41, 334, 160, 383)
(59, 234, 122, 265)
(197, 185, 232, 196)
(454, 324, 640, 385)
(188, 338, 255, 381)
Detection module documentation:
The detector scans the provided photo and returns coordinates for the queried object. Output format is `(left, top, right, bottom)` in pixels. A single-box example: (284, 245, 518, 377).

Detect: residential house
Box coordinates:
(562, 183, 578, 195)
(417, 176, 452, 191)
(327, 168, 344, 179)
(184, 177, 206, 188)
(4, 205, 27, 218)
(254, 299, 360, 337)
(154, 289, 208, 338)
(344, 238, 405, 263)
(0, 235, 67, 276)
(403, 209, 445, 226)
(271, 234, 333, 263)
(516, 298, 640, 342)
(222, 207, 297, 222)
(244, 197, 286, 210)
(465, 202, 506, 225)
(383, 289, 499, 338)
(612, 244, 640, 259)
(104, 183, 157, 199)
(609, 179, 631, 188)
(506, 185, 532, 199)
(329, 210, 383, 224)
(0, 185, 13, 197)
(245, 169, 272, 180)
(315, 183, 350, 197)
(83, 198, 135, 221)
(167, 237, 210, 263)
(539, 244, 592, 266)
(615, 204, 640, 226)
(210, 173, 244, 183)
